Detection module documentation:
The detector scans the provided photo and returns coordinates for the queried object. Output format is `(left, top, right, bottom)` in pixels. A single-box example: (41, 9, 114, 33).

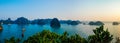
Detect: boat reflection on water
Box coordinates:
(22, 28, 25, 38)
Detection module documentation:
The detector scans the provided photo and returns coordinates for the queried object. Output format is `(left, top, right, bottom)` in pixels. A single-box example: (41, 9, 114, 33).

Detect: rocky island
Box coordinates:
(89, 21, 104, 25)
(50, 18, 61, 28)
(112, 22, 119, 25)
(67, 21, 81, 25)
(14, 17, 29, 25)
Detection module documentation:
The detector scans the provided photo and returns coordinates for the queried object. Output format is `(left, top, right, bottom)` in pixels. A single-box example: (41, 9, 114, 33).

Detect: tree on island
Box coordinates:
(5, 37, 20, 43)
(23, 30, 87, 43)
(88, 25, 113, 43)
(50, 18, 61, 28)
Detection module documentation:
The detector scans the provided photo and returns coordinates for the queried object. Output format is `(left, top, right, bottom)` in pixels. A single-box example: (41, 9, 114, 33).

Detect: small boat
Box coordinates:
(22, 28, 25, 38)
(8, 24, 11, 25)
(22, 32, 24, 38)
(22, 28, 26, 32)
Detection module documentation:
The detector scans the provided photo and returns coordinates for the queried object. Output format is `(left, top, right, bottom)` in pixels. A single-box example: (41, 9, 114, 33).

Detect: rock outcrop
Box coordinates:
(112, 22, 119, 25)
(50, 18, 61, 28)
(0, 25, 3, 31)
(15, 17, 29, 25)
(89, 21, 104, 25)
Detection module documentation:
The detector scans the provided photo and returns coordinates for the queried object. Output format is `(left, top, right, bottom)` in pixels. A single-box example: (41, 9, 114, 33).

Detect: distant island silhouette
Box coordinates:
(89, 21, 104, 25)
(112, 22, 119, 25)
(0, 17, 81, 26)
(0, 17, 106, 26)
(50, 18, 61, 28)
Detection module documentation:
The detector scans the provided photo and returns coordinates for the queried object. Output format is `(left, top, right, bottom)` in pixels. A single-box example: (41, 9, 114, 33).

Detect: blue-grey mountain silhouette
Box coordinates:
(50, 18, 61, 28)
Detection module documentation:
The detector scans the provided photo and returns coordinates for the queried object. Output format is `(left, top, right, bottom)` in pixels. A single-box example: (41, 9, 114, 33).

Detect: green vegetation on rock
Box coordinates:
(23, 30, 87, 43)
(5, 37, 20, 43)
(88, 25, 113, 43)
(4, 25, 114, 43)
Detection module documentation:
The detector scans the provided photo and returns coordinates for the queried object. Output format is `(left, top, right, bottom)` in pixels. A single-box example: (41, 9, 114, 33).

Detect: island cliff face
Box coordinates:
(50, 18, 61, 28)
(0, 25, 3, 31)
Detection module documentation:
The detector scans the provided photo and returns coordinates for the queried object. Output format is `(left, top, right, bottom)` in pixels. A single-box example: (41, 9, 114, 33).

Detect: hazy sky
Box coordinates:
(0, 0, 120, 21)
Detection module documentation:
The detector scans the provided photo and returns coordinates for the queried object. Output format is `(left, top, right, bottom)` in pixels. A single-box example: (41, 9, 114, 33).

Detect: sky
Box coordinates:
(0, 0, 120, 21)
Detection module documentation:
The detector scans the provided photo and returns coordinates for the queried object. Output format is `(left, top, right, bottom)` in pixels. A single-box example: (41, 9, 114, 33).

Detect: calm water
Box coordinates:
(0, 23, 120, 43)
